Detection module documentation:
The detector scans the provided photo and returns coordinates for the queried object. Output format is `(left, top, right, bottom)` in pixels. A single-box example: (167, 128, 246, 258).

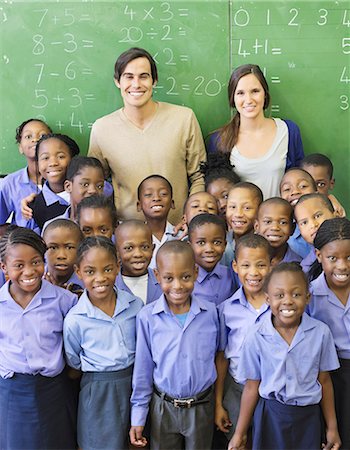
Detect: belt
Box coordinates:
(153, 385, 212, 408)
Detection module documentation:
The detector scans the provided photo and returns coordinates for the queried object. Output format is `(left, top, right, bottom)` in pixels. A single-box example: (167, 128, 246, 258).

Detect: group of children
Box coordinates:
(0, 118, 349, 450)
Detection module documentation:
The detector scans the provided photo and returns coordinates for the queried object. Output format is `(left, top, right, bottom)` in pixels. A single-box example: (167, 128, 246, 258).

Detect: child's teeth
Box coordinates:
(281, 310, 295, 317)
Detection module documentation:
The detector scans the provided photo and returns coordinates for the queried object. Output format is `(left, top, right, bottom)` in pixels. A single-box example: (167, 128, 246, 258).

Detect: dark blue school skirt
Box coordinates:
(252, 397, 322, 450)
(0, 371, 76, 450)
(331, 358, 350, 450)
(78, 365, 133, 450)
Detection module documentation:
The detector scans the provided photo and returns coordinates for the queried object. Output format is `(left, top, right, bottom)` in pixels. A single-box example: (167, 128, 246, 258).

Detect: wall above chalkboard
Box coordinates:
(1, 0, 349, 210)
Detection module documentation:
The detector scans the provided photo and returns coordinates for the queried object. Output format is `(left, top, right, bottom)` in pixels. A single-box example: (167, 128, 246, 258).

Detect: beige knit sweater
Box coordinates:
(88, 102, 206, 224)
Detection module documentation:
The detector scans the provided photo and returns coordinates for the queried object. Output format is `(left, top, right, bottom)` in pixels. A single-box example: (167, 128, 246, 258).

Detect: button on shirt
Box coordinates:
(63, 288, 143, 372)
(237, 311, 339, 405)
(218, 286, 269, 381)
(149, 222, 177, 269)
(0, 279, 77, 379)
(193, 264, 238, 306)
(131, 294, 219, 426)
(309, 273, 350, 359)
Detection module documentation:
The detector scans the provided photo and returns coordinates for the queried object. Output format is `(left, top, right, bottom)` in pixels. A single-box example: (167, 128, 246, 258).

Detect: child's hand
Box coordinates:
(215, 404, 232, 433)
(129, 426, 147, 447)
(322, 428, 341, 450)
(21, 193, 36, 220)
(173, 216, 188, 240)
(228, 432, 247, 450)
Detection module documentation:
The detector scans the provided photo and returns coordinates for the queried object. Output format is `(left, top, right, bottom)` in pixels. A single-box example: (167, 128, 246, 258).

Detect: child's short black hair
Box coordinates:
(15, 118, 52, 143)
(235, 233, 273, 260)
(77, 195, 118, 228)
(66, 156, 104, 181)
(0, 226, 46, 262)
(200, 153, 241, 189)
(258, 197, 293, 222)
(301, 153, 333, 179)
(156, 240, 195, 267)
(114, 47, 158, 83)
(263, 262, 308, 292)
(137, 174, 173, 199)
(279, 168, 317, 192)
(35, 133, 80, 161)
(43, 218, 83, 240)
(188, 213, 226, 240)
(77, 236, 118, 265)
(229, 181, 264, 204)
(295, 193, 334, 213)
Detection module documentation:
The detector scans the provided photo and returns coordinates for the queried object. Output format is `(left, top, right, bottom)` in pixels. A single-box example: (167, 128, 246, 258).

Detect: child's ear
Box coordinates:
(232, 259, 238, 274)
(1, 262, 7, 276)
(290, 220, 296, 236)
(253, 220, 259, 233)
(330, 178, 335, 190)
(18, 144, 24, 155)
(64, 180, 72, 194)
(136, 200, 142, 212)
(170, 199, 175, 210)
(265, 292, 270, 305)
(305, 291, 311, 305)
(74, 264, 83, 280)
(315, 249, 322, 264)
(193, 264, 199, 282)
(154, 268, 160, 283)
(114, 78, 121, 89)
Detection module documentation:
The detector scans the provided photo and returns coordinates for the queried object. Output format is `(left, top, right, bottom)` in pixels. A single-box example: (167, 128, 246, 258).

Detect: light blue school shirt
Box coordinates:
(288, 224, 312, 259)
(63, 288, 143, 372)
(309, 273, 350, 359)
(0, 279, 77, 379)
(193, 263, 238, 306)
(301, 248, 316, 273)
(0, 271, 5, 288)
(237, 311, 339, 405)
(131, 294, 219, 426)
(218, 286, 269, 381)
(220, 230, 235, 267)
(115, 268, 162, 304)
(281, 244, 303, 264)
(0, 167, 39, 225)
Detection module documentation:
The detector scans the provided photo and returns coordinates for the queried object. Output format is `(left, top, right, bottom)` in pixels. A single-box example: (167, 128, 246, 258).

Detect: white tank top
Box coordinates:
(230, 118, 288, 200)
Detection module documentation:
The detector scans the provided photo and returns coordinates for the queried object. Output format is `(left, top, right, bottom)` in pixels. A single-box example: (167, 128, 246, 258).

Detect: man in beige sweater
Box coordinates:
(88, 47, 206, 224)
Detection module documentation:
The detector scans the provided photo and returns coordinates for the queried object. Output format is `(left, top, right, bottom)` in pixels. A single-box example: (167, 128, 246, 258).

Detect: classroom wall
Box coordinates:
(1, 0, 349, 210)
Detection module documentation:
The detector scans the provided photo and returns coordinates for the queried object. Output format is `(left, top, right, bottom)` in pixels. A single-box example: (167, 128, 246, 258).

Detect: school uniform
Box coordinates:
(115, 268, 162, 304)
(237, 310, 339, 450)
(218, 286, 269, 438)
(64, 288, 143, 450)
(309, 273, 350, 448)
(301, 248, 316, 273)
(149, 221, 177, 269)
(0, 270, 5, 288)
(131, 294, 219, 450)
(193, 263, 238, 306)
(0, 279, 77, 450)
(27, 182, 69, 233)
(288, 224, 312, 258)
(220, 230, 235, 267)
(0, 167, 40, 226)
(280, 244, 303, 264)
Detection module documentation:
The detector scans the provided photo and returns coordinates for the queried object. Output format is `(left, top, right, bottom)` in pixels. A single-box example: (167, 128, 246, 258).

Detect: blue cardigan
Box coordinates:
(206, 119, 304, 171)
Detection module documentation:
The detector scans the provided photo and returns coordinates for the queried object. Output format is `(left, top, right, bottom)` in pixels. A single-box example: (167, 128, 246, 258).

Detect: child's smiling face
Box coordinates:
(280, 170, 316, 207)
(137, 177, 174, 221)
(37, 138, 72, 191)
(19, 120, 50, 161)
(226, 188, 260, 238)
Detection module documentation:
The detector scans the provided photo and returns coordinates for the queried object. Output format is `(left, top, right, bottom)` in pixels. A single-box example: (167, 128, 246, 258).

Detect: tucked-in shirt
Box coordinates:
(131, 294, 219, 426)
(0, 167, 40, 225)
(64, 288, 143, 372)
(88, 102, 206, 223)
(115, 268, 161, 305)
(281, 244, 303, 264)
(218, 286, 269, 381)
(288, 224, 312, 259)
(149, 222, 177, 269)
(308, 273, 350, 359)
(193, 264, 238, 306)
(230, 119, 288, 200)
(237, 311, 339, 405)
(301, 248, 316, 273)
(0, 280, 77, 379)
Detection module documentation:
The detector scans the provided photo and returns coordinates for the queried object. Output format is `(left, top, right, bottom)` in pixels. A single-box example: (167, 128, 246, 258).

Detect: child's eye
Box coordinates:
(241, 264, 249, 268)
(327, 256, 336, 262)
(281, 186, 290, 193)
(263, 220, 271, 225)
(315, 213, 322, 219)
(292, 293, 301, 298)
(257, 264, 266, 268)
(299, 220, 307, 227)
(183, 275, 191, 281)
(164, 276, 173, 282)
(97, 184, 104, 190)
(105, 268, 112, 273)
(66, 245, 75, 250)
(24, 135, 32, 140)
(142, 245, 150, 250)
(317, 182, 326, 188)
(280, 220, 288, 226)
(214, 240, 223, 245)
(80, 182, 89, 188)
(300, 183, 309, 190)
(82, 228, 92, 235)
(48, 245, 57, 250)
(196, 240, 205, 246)
(124, 246, 132, 251)
(85, 269, 94, 275)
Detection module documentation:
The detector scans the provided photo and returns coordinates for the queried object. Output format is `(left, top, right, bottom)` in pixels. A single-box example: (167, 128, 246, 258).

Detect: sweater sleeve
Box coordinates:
(186, 110, 206, 195)
(284, 119, 305, 170)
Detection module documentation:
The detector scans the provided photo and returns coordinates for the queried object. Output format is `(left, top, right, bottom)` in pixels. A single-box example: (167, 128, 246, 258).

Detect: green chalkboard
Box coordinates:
(231, 0, 350, 212)
(0, 0, 230, 173)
